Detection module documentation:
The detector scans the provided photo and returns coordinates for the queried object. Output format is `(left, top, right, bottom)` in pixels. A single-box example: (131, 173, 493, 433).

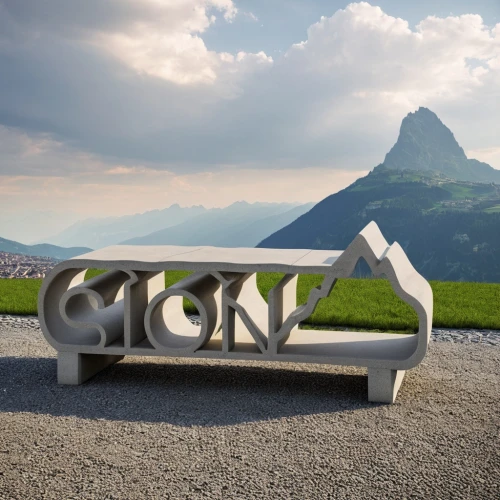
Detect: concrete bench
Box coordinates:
(38, 221, 433, 403)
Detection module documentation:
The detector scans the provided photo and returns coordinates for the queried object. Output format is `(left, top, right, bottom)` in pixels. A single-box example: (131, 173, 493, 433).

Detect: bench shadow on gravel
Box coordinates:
(0, 356, 374, 427)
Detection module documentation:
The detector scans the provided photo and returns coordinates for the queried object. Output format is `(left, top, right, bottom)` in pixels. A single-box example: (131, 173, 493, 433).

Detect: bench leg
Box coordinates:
(368, 368, 405, 404)
(58, 352, 124, 385)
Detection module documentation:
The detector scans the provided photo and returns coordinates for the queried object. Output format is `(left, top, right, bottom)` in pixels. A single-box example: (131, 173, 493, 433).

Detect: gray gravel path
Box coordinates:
(0, 324, 499, 499)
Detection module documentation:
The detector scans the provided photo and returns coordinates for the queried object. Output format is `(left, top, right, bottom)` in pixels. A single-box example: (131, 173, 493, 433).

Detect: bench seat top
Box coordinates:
(70, 245, 344, 274)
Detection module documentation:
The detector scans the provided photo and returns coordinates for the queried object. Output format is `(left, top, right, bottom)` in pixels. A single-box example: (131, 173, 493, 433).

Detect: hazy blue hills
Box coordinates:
(0, 237, 91, 260)
(122, 201, 315, 247)
(43, 202, 314, 250)
(1, 200, 314, 261)
(43, 204, 206, 249)
(384, 107, 500, 183)
(259, 109, 500, 282)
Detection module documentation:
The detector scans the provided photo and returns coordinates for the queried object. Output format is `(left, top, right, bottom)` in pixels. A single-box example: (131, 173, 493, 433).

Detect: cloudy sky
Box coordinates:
(1, 0, 499, 243)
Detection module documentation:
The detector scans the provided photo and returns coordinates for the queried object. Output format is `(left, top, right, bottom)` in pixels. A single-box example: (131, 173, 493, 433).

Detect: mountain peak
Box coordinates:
(383, 107, 466, 173)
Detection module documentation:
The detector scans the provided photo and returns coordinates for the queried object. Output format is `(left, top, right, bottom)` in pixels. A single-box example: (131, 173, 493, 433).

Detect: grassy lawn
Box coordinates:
(0, 279, 42, 316)
(1, 271, 499, 331)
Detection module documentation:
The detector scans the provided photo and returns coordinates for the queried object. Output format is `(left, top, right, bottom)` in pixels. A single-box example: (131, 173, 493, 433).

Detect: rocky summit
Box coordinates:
(383, 107, 500, 183)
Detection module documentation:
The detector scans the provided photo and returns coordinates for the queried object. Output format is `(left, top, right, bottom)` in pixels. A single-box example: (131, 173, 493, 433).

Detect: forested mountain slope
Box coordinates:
(259, 108, 500, 282)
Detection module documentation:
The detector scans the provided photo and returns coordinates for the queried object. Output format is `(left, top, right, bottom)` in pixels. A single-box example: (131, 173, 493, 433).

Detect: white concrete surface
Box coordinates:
(38, 221, 433, 403)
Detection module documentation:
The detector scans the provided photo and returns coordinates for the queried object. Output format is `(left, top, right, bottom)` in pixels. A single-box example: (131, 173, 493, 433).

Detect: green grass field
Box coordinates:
(1, 270, 499, 331)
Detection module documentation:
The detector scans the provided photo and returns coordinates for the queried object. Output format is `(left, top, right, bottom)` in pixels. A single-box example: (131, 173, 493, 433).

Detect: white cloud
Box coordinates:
(99, 31, 219, 85)
(0, 0, 270, 88)
(243, 12, 259, 22)
(282, 2, 500, 143)
(0, 125, 120, 176)
(0, 2, 498, 196)
(105, 166, 153, 175)
(89, 0, 240, 85)
(89, 0, 270, 88)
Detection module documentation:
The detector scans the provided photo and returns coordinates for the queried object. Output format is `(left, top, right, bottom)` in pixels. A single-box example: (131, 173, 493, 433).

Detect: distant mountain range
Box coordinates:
(259, 107, 500, 282)
(20, 201, 315, 257)
(0, 237, 91, 260)
(42, 201, 314, 250)
(122, 201, 315, 247)
(42, 204, 206, 249)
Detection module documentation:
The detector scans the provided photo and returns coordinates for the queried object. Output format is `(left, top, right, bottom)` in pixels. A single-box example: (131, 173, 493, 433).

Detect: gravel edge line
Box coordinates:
(1, 314, 499, 346)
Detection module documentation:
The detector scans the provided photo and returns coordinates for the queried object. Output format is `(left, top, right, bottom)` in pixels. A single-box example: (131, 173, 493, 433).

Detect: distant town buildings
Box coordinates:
(365, 201, 383, 210)
(0, 252, 59, 279)
(441, 199, 478, 210)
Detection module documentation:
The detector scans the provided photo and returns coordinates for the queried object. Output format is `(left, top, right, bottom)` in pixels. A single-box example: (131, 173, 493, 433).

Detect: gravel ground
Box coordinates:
(0, 324, 499, 499)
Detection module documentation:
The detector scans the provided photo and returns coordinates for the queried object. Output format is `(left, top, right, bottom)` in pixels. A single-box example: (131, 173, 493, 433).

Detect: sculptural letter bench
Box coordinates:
(38, 221, 433, 403)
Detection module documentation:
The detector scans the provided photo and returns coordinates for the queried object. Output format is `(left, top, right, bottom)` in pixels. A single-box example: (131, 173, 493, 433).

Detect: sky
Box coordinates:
(0, 0, 499, 243)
